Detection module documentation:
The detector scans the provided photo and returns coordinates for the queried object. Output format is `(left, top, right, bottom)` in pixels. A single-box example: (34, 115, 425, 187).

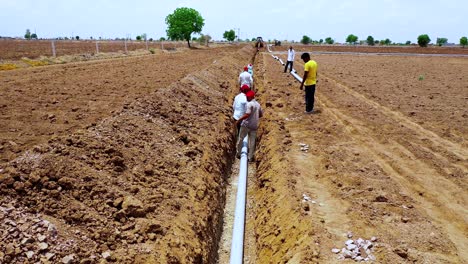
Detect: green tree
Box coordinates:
(405, 40, 411, 45)
(141, 33, 147, 40)
(31, 33, 38, 39)
(325, 37, 334, 44)
(75, 36, 80, 40)
(301, 35, 312, 44)
(436, 37, 448, 46)
(460, 36, 468, 48)
(417, 34, 431, 47)
(159, 37, 166, 41)
(223, 29, 236, 42)
(346, 34, 358, 44)
(366, 35, 375, 46)
(384, 38, 391, 45)
(165, 7, 204, 48)
(319, 39, 323, 44)
(136, 35, 142, 41)
(24, 29, 31, 40)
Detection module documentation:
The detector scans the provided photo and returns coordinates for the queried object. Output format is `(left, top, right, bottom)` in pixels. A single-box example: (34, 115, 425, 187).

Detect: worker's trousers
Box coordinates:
(236, 126, 257, 160)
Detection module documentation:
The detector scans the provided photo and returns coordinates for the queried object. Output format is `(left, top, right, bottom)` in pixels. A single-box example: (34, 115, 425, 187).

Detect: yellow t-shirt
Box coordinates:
(304, 60, 317, 85)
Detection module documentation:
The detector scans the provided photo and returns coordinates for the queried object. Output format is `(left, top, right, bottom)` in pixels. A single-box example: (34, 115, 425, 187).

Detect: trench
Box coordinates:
(215, 51, 259, 264)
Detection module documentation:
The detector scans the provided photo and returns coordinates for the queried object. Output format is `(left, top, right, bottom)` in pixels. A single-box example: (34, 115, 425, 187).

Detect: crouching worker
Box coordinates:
(236, 91, 263, 162)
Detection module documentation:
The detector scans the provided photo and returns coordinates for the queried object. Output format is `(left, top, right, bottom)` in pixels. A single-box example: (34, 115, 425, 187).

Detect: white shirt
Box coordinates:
(238, 71, 253, 87)
(247, 64, 253, 76)
(287, 49, 295, 61)
(232, 93, 247, 120)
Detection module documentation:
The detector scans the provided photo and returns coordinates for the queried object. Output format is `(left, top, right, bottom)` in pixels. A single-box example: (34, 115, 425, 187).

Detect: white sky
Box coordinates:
(1, 0, 467, 43)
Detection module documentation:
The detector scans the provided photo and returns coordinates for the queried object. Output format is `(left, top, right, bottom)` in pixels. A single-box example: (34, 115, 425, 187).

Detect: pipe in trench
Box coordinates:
(229, 136, 248, 264)
(229, 46, 302, 264)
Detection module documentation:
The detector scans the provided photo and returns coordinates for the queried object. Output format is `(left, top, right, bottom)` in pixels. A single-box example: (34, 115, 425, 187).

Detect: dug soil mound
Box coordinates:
(0, 45, 255, 263)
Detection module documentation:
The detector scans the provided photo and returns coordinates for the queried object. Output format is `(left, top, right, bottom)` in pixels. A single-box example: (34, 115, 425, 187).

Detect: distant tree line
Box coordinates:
(299, 33, 467, 48)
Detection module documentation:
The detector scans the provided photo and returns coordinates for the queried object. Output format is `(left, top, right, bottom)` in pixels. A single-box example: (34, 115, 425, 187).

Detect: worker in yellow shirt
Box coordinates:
(299, 52, 318, 114)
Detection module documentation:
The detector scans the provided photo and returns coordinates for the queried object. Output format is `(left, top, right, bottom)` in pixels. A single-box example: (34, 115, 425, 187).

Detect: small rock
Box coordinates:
(39, 242, 48, 250)
(341, 248, 352, 258)
(331, 248, 341, 254)
(21, 237, 35, 244)
(45, 252, 55, 260)
(62, 254, 75, 264)
(48, 224, 58, 237)
(38, 234, 47, 242)
(370, 236, 378, 242)
(401, 217, 410, 223)
(345, 239, 354, 245)
(347, 231, 353, 238)
(102, 251, 111, 260)
(25, 251, 35, 259)
(347, 244, 357, 250)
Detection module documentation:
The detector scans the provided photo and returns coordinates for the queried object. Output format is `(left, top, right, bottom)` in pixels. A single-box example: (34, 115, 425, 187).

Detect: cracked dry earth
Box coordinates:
(0, 43, 466, 264)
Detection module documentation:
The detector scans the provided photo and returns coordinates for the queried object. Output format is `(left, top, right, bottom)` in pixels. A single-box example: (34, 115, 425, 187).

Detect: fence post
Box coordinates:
(161, 41, 164, 50)
(96, 41, 99, 54)
(145, 39, 148, 50)
(51, 40, 56, 57)
(124, 39, 128, 54)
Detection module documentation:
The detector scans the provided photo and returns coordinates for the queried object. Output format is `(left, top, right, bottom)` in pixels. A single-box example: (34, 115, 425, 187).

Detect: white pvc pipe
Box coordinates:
(230, 136, 249, 264)
(268, 48, 302, 83)
(291, 70, 303, 82)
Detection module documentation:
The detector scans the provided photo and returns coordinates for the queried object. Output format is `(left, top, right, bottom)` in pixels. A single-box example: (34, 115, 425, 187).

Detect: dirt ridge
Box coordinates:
(0, 45, 255, 263)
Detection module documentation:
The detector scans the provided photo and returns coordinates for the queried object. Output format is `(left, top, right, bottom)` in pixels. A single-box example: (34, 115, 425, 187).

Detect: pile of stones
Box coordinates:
(0, 202, 89, 263)
(332, 232, 377, 262)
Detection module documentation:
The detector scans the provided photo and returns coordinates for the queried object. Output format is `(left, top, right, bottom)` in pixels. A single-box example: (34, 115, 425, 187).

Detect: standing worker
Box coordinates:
(233, 84, 250, 136)
(284, 46, 295, 73)
(299, 52, 318, 114)
(247, 63, 254, 77)
(236, 91, 263, 162)
(238, 66, 254, 91)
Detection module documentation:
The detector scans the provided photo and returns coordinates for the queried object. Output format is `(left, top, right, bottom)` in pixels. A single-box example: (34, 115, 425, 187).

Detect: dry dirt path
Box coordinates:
(0, 46, 240, 168)
(252, 51, 467, 263)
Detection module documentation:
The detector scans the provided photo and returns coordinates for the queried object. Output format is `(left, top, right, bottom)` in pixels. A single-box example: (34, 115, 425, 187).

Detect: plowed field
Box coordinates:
(252, 49, 467, 263)
(0, 44, 466, 264)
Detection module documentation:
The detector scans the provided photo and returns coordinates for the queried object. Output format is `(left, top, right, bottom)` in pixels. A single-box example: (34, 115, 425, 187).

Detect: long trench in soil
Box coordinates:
(217, 158, 257, 264)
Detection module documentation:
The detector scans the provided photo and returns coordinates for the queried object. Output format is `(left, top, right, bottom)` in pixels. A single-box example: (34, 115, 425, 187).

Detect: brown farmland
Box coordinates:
(0, 39, 195, 60)
(0, 44, 467, 263)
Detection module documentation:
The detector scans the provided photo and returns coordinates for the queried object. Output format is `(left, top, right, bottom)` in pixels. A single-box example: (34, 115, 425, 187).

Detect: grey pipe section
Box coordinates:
(229, 136, 249, 264)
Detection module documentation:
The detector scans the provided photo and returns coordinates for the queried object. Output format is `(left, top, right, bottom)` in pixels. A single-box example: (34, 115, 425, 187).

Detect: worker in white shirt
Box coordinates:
(232, 84, 250, 136)
(238, 66, 254, 91)
(284, 46, 295, 73)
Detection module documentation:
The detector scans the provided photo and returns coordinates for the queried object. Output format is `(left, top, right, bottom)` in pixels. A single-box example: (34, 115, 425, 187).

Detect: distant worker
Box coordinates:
(284, 46, 295, 73)
(238, 66, 254, 91)
(233, 84, 250, 135)
(299, 52, 318, 114)
(236, 90, 263, 162)
(247, 63, 254, 77)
